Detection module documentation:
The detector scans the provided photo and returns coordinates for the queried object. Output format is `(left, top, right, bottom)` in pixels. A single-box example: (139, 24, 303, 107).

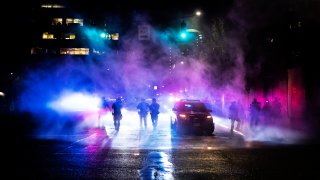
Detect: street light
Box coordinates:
(178, 10, 202, 42)
(179, 9, 202, 31)
(195, 10, 201, 16)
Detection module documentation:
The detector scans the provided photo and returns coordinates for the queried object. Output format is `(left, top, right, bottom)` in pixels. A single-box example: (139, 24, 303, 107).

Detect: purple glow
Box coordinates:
(14, 10, 312, 145)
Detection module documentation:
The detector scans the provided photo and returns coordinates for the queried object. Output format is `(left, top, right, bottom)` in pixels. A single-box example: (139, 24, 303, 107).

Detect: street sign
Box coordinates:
(138, 25, 150, 40)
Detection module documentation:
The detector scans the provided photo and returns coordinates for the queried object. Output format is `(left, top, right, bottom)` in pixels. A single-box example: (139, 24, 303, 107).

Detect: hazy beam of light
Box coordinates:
(77, 109, 174, 150)
(48, 91, 100, 113)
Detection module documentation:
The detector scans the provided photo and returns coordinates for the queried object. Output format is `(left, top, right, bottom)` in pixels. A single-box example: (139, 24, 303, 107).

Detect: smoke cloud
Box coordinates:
(14, 1, 312, 144)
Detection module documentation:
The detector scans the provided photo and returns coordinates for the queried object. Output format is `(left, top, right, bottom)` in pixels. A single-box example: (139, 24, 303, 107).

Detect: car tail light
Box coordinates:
(206, 115, 212, 119)
(179, 114, 187, 118)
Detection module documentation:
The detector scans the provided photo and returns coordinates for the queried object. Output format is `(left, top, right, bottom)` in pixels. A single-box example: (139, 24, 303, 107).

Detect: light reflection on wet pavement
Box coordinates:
(37, 109, 304, 152)
(68, 111, 248, 150)
(139, 151, 174, 180)
(24, 111, 314, 180)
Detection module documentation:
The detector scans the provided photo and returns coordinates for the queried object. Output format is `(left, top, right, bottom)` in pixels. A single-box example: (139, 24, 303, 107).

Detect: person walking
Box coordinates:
(228, 101, 240, 136)
(149, 98, 160, 129)
(137, 98, 149, 130)
(112, 97, 123, 131)
(249, 98, 261, 129)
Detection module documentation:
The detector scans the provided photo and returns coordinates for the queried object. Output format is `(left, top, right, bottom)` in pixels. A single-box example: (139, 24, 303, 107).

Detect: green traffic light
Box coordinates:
(100, 33, 106, 38)
(180, 32, 187, 39)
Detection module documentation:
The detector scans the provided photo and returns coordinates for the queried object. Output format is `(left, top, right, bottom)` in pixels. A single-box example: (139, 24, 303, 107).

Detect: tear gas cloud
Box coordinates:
(15, 3, 312, 144)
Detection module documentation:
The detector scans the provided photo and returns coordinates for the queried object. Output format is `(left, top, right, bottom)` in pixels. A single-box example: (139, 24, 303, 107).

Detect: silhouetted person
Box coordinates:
(149, 98, 160, 129)
(98, 96, 111, 128)
(237, 100, 245, 131)
(112, 97, 123, 131)
(262, 99, 272, 125)
(228, 101, 240, 136)
(137, 98, 149, 130)
(271, 97, 282, 125)
(249, 98, 261, 128)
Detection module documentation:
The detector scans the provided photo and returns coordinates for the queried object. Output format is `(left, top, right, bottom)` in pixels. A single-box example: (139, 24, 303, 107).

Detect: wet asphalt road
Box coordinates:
(2, 113, 320, 179)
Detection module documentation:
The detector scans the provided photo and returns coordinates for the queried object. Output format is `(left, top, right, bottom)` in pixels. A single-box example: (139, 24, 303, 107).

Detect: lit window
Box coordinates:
(31, 47, 46, 54)
(63, 33, 76, 39)
(41, 4, 50, 8)
(66, 18, 84, 26)
(41, 4, 64, 8)
(93, 49, 106, 55)
(52, 4, 64, 8)
(298, 21, 302, 27)
(42, 32, 55, 39)
(52, 18, 63, 25)
(31, 47, 38, 54)
(69, 34, 75, 39)
(60, 48, 89, 55)
(111, 33, 119, 40)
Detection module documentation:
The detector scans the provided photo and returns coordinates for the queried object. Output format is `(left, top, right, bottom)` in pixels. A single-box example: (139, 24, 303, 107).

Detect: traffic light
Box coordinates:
(179, 20, 187, 39)
(180, 31, 187, 39)
(100, 32, 111, 39)
(100, 33, 107, 38)
(178, 30, 195, 42)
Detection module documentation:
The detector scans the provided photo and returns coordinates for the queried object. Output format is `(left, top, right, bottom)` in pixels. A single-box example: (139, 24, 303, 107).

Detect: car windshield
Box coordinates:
(175, 102, 208, 112)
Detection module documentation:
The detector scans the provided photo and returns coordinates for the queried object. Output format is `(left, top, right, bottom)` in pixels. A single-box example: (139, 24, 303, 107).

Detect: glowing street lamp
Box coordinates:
(175, 9, 203, 46)
(195, 10, 202, 16)
(179, 9, 202, 32)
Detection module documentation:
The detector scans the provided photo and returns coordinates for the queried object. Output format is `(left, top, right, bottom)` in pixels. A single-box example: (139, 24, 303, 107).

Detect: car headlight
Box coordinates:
(179, 114, 187, 118)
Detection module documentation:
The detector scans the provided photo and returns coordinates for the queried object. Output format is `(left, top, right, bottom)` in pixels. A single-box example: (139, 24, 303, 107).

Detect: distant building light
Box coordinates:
(60, 48, 89, 55)
(41, 4, 65, 8)
(42, 32, 55, 39)
(52, 4, 65, 8)
(66, 18, 84, 26)
(52, 18, 63, 25)
(298, 21, 302, 27)
(69, 34, 76, 39)
(111, 33, 119, 40)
